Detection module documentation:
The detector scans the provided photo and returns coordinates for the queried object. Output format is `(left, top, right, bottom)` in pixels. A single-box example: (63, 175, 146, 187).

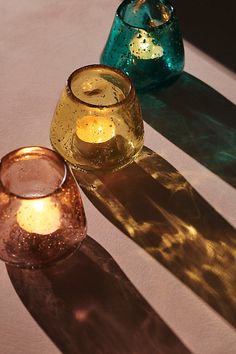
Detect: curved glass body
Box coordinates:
(0, 147, 87, 268)
(50, 64, 144, 171)
(100, 0, 184, 90)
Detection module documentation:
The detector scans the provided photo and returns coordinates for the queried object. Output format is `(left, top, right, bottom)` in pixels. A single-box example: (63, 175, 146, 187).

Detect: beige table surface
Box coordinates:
(1, 1, 236, 353)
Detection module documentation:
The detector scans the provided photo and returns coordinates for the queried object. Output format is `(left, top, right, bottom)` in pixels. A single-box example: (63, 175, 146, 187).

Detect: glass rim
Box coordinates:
(117, 0, 174, 32)
(0, 146, 67, 199)
(67, 64, 136, 108)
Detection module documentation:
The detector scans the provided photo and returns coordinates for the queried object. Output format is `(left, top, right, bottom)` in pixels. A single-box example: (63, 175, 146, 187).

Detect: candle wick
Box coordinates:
(84, 89, 103, 96)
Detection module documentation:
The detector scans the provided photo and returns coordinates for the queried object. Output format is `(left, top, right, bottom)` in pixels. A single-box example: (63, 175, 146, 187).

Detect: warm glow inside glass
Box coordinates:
(0, 147, 87, 268)
(50, 64, 144, 171)
(101, 0, 184, 90)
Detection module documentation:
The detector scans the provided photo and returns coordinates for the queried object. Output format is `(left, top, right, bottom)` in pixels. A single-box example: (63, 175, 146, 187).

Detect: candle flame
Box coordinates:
(76, 116, 115, 144)
(17, 198, 61, 235)
(130, 30, 163, 60)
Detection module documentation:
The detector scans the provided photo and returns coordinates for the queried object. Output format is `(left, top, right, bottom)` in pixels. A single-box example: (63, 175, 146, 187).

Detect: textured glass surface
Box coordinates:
(0, 147, 87, 268)
(101, 0, 184, 90)
(50, 65, 144, 171)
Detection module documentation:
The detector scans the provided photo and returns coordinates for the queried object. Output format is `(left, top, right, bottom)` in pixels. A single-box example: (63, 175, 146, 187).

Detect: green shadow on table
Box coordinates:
(7, 236, 189, 354)
(73, 147, 236, 328)
(139, 72, 236, 188)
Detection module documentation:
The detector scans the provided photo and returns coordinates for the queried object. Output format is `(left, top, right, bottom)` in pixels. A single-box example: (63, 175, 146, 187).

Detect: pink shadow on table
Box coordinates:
(7, 236, 190, 354)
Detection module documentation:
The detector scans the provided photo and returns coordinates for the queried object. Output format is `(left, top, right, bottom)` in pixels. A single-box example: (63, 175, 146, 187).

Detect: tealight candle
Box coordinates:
(73, 115, 116, 158)
(17, 199, 61, 235)
(130, 29, 164, 60)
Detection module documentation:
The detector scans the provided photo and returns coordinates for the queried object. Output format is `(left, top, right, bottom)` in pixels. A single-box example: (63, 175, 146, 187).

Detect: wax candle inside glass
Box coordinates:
(16, 199, 61, 235)
(0, 146, 87, 268)
(130, 29, 164, 60)
(76, 116, 115, 143)
(74, 115, 116, 158)
(50, 65, 144, 171)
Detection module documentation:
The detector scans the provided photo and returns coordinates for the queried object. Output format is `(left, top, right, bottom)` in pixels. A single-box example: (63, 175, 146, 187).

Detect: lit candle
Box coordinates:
(73, 115, 116, 158)
(130, 29, 163, 60)
(17, 199, 61, 235)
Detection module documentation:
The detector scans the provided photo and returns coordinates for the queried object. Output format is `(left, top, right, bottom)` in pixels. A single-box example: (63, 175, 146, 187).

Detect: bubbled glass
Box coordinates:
(101, 0, 184, 90)
(0, 146, 87, 268)
(50, 64, 144, 171)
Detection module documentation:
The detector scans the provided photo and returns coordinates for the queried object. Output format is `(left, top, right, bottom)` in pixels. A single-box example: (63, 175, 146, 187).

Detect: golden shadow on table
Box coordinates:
(73, 147, 236, 328)
(7, 236, 190, 354)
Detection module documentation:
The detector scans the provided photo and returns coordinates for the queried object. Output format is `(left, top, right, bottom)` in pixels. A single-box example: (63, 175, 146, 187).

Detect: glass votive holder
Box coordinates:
(100, 0, 184, 90)
(0, 146, 87, 269)
(50, 64, 144, 172)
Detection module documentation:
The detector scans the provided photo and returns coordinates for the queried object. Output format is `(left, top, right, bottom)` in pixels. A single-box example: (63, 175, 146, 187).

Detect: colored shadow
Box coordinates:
(73, 147, 236, 328)
(7, 236, 189, 354)
(140, 72, 236, 187)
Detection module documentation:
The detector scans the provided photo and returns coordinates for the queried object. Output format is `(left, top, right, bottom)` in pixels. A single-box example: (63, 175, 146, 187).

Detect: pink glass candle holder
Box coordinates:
(0, 146, 87, 269)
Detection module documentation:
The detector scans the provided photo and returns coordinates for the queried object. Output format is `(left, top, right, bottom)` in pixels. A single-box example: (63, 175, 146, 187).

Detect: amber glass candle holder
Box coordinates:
(50, 64, 144, 172)
(0, 147, 87, 269)
(100, 0, 184, 90)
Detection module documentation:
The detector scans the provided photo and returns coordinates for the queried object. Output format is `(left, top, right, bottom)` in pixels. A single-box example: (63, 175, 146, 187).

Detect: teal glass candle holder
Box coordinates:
(101, 0, 184, 90)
